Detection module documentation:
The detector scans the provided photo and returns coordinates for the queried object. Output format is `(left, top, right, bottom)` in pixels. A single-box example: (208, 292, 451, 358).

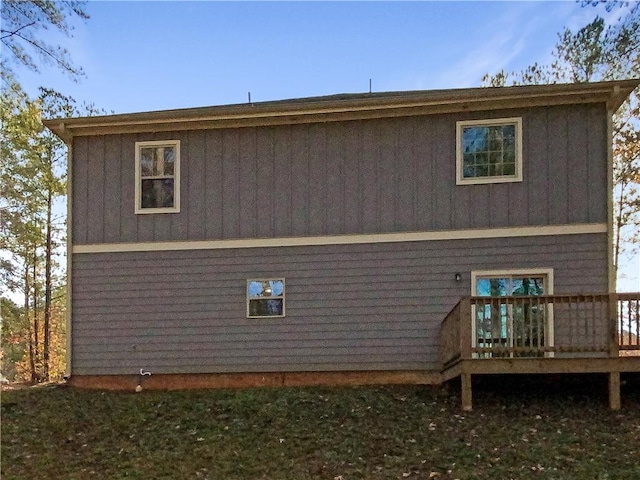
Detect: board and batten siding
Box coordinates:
(71, 233, 607, 375)
(71, 104, 608, 245)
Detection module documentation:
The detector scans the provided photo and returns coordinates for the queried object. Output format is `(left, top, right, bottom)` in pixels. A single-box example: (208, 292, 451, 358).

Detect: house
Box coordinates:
(44, 80, 640, 409)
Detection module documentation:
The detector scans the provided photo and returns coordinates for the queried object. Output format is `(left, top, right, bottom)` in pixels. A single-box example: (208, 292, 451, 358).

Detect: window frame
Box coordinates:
(246, 278, 286, 319)
(470, 268, 554, 358)
(456, 117, 523, 185)
(134, 140, 181, 214)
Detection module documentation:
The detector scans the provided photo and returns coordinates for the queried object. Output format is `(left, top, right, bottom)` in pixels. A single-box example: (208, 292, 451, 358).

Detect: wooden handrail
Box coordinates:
(440, 292, 640, 362)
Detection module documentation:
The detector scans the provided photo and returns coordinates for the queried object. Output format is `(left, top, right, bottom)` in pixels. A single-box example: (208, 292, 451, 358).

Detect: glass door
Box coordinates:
(473, 273, 549, 358)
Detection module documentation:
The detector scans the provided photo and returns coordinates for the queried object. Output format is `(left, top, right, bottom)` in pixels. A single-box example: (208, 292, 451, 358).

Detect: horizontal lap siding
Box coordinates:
(71, 233, 607, 375)
(72, 104, 608, 245)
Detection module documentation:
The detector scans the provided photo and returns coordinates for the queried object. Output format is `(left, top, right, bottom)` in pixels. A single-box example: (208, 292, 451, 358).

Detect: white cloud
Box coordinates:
(429, 4, 552, 88)
(402, 1, 618, 91)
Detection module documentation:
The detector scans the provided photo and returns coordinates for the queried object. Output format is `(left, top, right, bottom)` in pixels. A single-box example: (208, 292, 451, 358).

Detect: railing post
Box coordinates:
(459, 297, 472, 360)
(608, 292, 619, 358)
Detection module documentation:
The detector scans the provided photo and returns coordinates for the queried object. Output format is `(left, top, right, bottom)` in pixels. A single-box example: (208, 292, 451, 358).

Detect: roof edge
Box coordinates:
(43, 79, 639, 140)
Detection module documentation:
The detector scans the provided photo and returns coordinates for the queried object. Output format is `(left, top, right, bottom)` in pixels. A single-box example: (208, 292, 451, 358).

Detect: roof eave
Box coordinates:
(42, 79, 639, 140)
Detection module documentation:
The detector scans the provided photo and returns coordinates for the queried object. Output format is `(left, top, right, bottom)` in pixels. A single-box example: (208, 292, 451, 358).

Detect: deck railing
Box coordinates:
(619, 293, 640, 353)
(440, 293, 640, 364)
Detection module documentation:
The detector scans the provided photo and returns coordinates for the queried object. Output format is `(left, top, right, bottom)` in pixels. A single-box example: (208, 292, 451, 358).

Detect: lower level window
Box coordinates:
(471, 269, 554, 358)
(247, 279, 285, 318)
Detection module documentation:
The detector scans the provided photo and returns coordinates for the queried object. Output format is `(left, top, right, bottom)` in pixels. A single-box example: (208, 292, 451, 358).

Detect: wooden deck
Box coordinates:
(440, 293, 640, 410)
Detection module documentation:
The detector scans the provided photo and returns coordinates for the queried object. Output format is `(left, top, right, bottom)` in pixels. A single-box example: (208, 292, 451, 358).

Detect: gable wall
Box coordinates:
(71, 103, 608, 245)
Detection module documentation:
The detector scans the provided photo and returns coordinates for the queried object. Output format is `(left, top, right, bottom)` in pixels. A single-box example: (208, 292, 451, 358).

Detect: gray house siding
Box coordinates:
(71, 233, 607, 375)
(71, 103, 607, 246)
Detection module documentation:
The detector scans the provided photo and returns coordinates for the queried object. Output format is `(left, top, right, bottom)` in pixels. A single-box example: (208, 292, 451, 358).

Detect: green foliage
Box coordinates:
(0, 297, 27, 382)
(1, 0, 98, 382)
(481, 5, 639, 86)
(0, 0, 89, 82)
(1, 82, 104, 382)
(1, 83, 63, 271)
(0, 81, 48, 289)
(2, 383, 640, 479)
(613, 113, 640, 266)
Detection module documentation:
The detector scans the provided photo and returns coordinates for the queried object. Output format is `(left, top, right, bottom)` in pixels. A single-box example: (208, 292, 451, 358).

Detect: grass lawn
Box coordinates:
(2, 375, 640, 479)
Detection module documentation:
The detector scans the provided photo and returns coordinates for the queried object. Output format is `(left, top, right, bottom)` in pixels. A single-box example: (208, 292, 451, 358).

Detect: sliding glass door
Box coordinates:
(472, 271, 552, 358)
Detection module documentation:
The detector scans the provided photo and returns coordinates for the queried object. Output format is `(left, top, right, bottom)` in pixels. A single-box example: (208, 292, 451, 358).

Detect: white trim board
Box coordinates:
(72, 223, 607, 254)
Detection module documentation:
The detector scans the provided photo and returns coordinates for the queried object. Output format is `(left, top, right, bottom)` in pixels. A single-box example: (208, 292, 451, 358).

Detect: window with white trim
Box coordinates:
(135, 140, 180, 213)
(247, 279, 285, 318)
(471, 269, 554, 358)
(456, 118, 522, 185)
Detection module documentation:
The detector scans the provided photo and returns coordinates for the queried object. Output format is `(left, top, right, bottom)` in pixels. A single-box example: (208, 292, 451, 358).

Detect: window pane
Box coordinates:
(140, 148, 155, 176)
(463, 153, 475, 165)
(141, 178, 174, 209)
(489, 151, 502, 164)
(460, 122, 518, 180)
(462, 166, 473, 178)
(478, 276, 546, 297)
(511, 277, 545, 296)
(488, 136, 503, 152)
(249, 299, 283, 317)
(248, 280, 284, 298)
(269, 280, 284, 296)
(476, 278, 509, 296)
(153, 147, 164, 175)
(502, 124, 515, 143)
(503, 163, 515, 175)
(164, 147, 175, 175)
(476, 152, 488, 165)
(463, 126, 487, 153)
(248, 281, 264, 297)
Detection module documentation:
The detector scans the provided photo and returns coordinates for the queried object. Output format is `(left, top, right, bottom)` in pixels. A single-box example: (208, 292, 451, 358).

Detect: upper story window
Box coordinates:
(247, 279, 285, 318)
(456, 118, 522, 185)
(135, 140, 180, 214)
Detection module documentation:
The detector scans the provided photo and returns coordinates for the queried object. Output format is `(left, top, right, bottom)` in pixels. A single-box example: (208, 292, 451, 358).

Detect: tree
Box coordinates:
(0, 0, 89, 82)
(482, 3, 640, 288)
(1, 1, 96, 383)
(0, 297, 27, 382)
(613, 114, 640, 274)
(2, 83, 48, 382)
(1, 81, 103, 382)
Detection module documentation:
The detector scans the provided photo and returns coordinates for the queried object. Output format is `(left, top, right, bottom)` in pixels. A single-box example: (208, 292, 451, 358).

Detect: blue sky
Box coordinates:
(12, 0, 639, 290)
(18, 0, 619, 113)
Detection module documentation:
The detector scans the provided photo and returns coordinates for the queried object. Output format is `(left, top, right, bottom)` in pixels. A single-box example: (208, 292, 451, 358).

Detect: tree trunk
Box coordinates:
(32, 248, 40, 383)
(44, 190, 52, 381)
(613, 183, 625, 291)
(24, 261, 36, 383)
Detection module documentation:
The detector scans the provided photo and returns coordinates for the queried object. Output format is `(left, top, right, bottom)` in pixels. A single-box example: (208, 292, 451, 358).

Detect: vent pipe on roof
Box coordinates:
(369, 79, 372, 94)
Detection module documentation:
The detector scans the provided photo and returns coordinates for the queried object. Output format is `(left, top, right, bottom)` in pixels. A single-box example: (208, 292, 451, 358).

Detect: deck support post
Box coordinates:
(461, 371, 472, 411)
(608, 372, 621, 411)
